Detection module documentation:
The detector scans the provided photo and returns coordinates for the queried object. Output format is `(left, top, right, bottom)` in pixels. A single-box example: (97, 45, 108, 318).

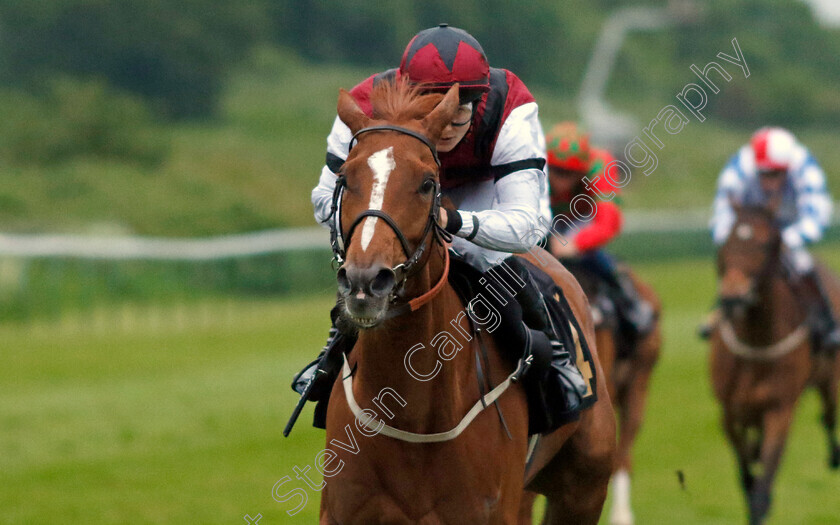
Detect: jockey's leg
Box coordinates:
(697, 307, 721, 340)
(492, 257, 590, 427)
(581, 250, 654, 336)
(787, 248, 840, 353)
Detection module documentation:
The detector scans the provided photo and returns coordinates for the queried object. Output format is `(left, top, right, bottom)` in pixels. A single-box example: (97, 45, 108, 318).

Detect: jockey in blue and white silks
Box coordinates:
(707, 126, 839, 350)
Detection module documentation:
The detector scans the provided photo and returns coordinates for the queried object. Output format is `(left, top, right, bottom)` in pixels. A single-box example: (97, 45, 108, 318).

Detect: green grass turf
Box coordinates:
(3, 257, 840, 524)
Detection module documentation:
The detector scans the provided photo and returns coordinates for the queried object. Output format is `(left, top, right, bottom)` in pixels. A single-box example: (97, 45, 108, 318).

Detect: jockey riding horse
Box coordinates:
(544, 122, 655, 339)
(290, 25, 592, 435)
(703, 126, 840, 354)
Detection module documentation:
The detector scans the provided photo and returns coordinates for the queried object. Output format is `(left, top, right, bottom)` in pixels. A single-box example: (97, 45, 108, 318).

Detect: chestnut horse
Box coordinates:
(553, 260, 661, 525)
(710, 204, 840, 525)
(319, 81, 616, 524)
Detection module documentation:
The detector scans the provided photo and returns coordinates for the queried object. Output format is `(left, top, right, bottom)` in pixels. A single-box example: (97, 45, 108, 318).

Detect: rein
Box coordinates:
(332, 124, 532, 443)
(718, 233, 808, 360)
(327, 125, 452, 317)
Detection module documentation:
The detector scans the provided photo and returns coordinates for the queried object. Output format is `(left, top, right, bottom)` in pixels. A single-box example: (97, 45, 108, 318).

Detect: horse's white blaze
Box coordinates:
(609, 469, 634, 525)
(736, 223, 753, 240)
(360, 147, 395, 252)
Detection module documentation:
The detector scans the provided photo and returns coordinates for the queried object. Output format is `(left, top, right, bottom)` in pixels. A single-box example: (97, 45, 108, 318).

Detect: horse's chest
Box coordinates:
(334, 491, 497, 525)
(325, 445, 511, 523)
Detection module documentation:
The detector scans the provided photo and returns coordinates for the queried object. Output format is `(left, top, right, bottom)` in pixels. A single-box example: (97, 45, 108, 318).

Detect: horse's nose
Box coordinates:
(720, 269, 753, 298)
(337, 264, 396, 298)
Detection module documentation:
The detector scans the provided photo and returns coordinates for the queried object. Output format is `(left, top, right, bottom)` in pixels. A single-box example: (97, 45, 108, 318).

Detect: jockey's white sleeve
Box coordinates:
(454, 170, 545, 253)
(453, 102, 548, 252)
(710, 164, 741, 245)
(311, 116, 353, 226)
(783, 159, 832, 247)
(311, 102, 549, 255)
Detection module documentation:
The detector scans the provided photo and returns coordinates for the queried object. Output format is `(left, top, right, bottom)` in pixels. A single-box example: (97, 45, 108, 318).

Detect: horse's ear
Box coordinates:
(337, 89, 370, 134)
(421, 84, 460, 142)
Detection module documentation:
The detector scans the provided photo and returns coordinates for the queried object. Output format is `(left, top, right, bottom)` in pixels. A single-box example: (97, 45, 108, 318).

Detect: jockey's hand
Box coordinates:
(551, 237, 579, 259)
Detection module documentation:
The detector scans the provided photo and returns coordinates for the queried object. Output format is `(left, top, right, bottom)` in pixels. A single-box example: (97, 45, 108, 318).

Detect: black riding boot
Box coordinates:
(697, 308, 721, 340)
(801, 270, 840, 354)
(290, 306, 355, 401)
(285, 306, 356, 434)
(496, 258, 590, 424)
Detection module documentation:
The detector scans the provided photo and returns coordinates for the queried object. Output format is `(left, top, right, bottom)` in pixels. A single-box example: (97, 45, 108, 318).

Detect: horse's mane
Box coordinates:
(370, 79, 444, 122)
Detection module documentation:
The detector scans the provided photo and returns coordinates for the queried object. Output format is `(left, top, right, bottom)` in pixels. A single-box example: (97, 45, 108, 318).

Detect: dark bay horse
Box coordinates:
(556, 260, 661, 525)
(320, 80, 616, 524)
(710, 204, 840, 524)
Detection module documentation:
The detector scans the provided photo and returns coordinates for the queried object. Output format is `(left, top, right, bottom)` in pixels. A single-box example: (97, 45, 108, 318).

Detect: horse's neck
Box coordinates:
(353, 249, 475, 433)
(740, 266, 803, 343)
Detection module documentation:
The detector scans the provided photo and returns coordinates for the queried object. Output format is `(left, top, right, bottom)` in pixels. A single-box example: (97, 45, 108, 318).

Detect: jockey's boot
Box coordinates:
(801, 270, 840, 354)
(697, 308, 721, 340)
(291, 306, 355, 402)
(614, 269, 655, 336)
(500, 258, 590, 415)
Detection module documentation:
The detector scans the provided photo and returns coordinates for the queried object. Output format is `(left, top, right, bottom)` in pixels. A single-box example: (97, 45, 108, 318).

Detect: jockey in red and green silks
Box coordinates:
(545, 122, 654, 335)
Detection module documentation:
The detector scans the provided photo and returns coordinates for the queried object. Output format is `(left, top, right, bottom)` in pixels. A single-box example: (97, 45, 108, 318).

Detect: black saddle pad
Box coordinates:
(447, 252, 598, 433)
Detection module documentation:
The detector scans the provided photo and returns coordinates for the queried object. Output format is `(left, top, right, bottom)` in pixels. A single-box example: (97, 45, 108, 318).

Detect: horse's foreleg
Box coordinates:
(749, 407, 794, 525)
(609, 359, 655, 525)
(722, 414, 755, 505)
(816, 374, 840, 469)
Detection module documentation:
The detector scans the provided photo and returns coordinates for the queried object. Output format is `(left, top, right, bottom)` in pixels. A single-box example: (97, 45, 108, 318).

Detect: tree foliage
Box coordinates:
(0, 0, 267, 118)
(0, 0, 837, 127)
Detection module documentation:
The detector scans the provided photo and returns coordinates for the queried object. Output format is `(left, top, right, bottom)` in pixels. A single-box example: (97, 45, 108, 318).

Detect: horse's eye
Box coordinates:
(420, 178, 436, 194)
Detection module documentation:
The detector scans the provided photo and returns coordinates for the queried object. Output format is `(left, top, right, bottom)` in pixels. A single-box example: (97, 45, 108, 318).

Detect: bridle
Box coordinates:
(718, 226, 780, 310)
(718, 223, 807, 359)
(326, 125, 452, 319)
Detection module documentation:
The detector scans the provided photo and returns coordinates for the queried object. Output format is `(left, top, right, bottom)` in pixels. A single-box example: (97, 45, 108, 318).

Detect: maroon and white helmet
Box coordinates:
(399, 24, 490, 103)
(750, 127, 797, 172)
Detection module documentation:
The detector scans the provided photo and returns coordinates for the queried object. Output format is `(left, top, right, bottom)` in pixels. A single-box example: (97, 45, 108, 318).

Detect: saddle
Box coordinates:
(448, 254, 598, 435)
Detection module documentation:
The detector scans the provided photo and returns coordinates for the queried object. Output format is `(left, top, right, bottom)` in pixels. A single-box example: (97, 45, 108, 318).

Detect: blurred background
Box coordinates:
(2, 0, 839, 523)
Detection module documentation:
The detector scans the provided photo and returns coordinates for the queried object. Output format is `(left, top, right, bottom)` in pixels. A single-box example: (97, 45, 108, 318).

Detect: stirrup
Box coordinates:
(290, 326, 343, 400)
(292, 358, 323, 396)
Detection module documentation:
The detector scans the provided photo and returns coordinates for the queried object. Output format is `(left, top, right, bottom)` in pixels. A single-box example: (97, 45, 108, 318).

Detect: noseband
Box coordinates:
(326, 125, 451, 313)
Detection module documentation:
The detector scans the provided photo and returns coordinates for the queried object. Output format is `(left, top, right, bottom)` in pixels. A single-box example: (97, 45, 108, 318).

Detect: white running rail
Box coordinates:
(0, 207, 833, 261)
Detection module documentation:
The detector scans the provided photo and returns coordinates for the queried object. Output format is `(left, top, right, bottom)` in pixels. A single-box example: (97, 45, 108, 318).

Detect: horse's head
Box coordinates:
(717, 202, 782, 317)
(331, 80, 460, 328)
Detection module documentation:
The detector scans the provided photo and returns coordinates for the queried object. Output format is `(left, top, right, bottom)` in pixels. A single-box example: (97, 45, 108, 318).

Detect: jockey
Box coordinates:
(707, 126, 840, 351)
(291, 24, 590, 431)
(544, 122, 654, 336)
